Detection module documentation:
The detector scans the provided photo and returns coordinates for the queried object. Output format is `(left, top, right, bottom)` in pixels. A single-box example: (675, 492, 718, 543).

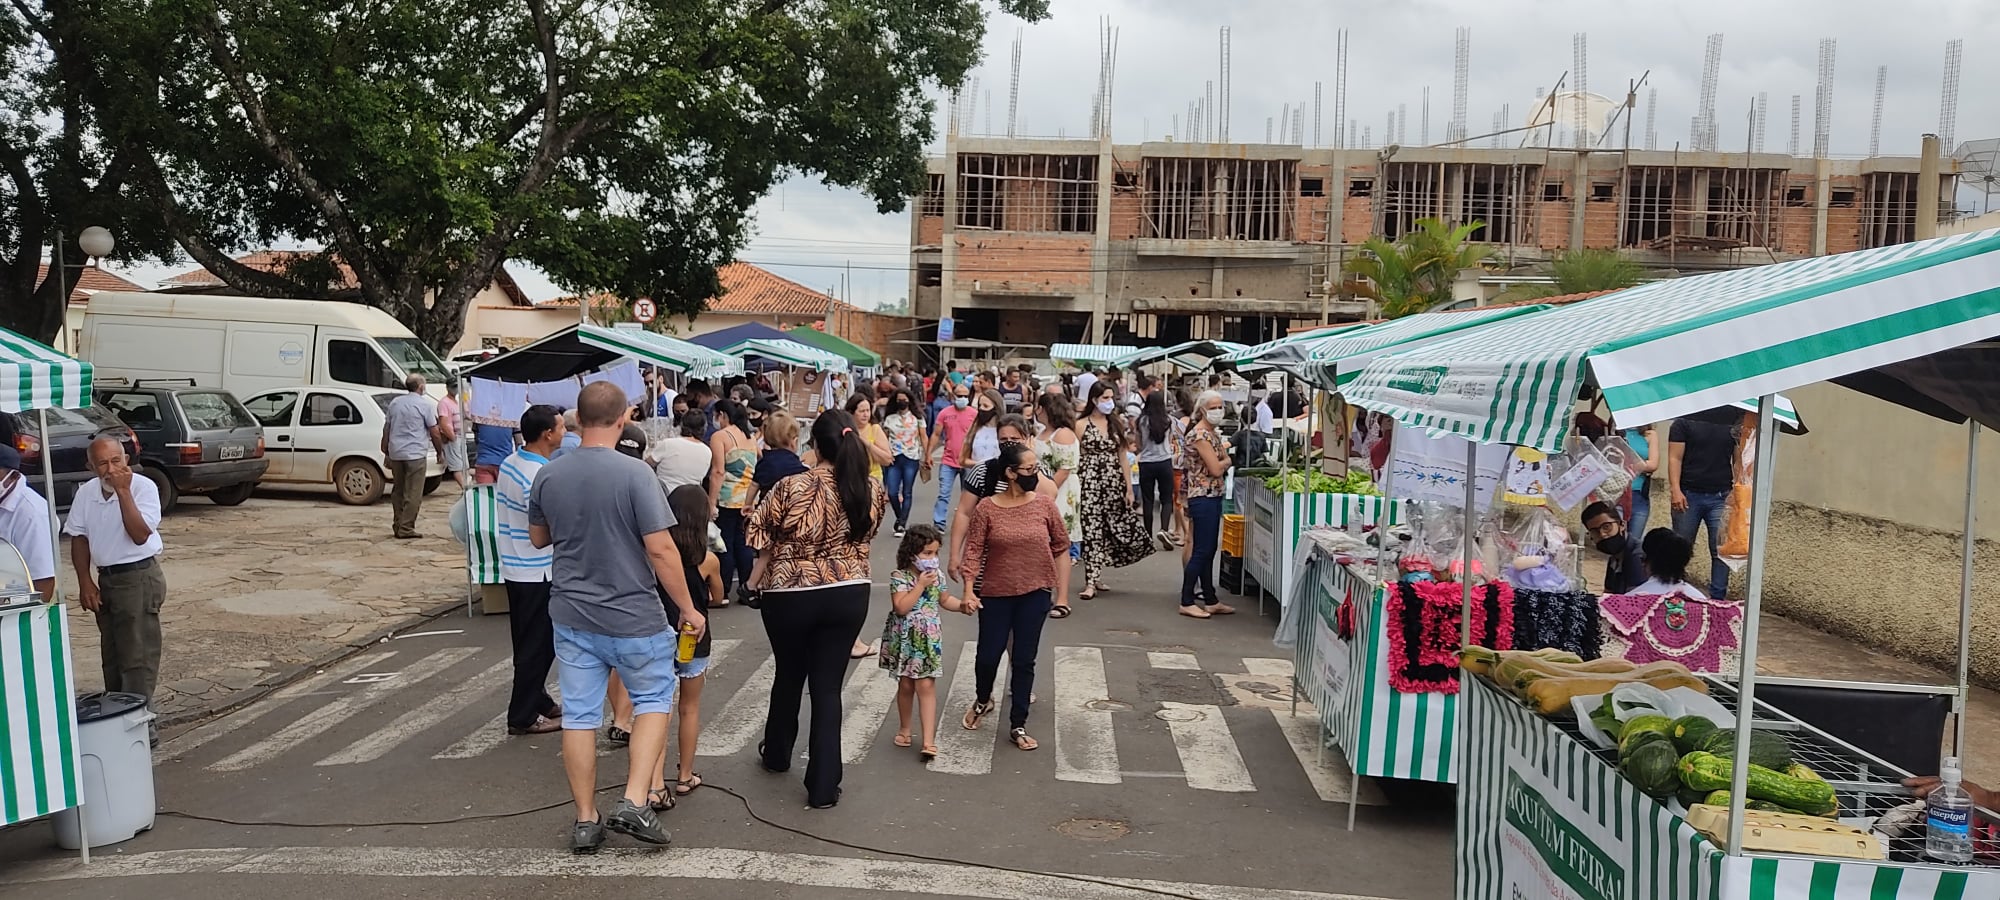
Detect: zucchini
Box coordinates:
(1670, 715, 1719, 754)
(1701, 790, 1819, 816)
(1524, 673, 1708, 716)
(1677, 752, 1836, 816)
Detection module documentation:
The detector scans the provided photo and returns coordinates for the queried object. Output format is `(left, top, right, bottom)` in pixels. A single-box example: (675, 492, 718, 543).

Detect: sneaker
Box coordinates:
(604, 798, 671, 845)
(570, 818, 606, 854)
(893, 525, 906, 538)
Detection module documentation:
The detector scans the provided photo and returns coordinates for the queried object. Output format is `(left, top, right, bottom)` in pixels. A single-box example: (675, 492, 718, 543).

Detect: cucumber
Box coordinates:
(1677, 752, 1836, 816)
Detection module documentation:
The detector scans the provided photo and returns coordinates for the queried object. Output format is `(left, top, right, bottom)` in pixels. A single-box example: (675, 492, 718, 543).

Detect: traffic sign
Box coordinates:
(632, 298, 657, 324)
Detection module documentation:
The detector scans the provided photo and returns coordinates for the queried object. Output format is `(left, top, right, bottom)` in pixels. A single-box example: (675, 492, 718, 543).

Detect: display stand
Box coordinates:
(0, 603, 85, 854)
(1458, 675, 1999, 900)
(1236, 476, 1400, 610)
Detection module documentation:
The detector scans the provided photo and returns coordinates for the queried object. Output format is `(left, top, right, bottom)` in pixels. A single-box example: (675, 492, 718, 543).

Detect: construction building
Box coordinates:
(908, 137, 1962, 349)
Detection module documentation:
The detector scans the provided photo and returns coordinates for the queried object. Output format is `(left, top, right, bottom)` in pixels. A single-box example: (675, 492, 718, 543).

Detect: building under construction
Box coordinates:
(909, 137, 1961, 349)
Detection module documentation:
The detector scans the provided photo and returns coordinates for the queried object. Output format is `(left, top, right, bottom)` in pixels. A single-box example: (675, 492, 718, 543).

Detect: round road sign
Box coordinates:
(632, 298, 657, 324)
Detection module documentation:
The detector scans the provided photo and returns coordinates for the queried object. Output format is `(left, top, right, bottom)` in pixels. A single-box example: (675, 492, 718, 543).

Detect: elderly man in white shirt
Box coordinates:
(65, 437, 166, 706)
(0, 446, 56, 598)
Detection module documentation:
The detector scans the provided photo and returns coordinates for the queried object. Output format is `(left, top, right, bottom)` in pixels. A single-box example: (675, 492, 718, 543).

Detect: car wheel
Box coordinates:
(142, 466, 179, 513)
(334, 460, 386, 505)
(208, 482, 256, 506)
(423, 475, 443, 495)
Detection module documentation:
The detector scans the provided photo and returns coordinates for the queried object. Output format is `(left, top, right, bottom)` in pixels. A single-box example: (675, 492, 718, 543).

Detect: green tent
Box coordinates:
(784, 325, 881, 368)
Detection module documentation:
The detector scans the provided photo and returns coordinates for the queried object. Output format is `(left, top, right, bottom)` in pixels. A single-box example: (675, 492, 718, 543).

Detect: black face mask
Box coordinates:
(1595, 534, 1629, 556)
(1014, 471, 1040, 493)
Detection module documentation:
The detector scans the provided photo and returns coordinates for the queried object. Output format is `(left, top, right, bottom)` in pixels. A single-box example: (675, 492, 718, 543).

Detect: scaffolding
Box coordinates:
(1374, 162, 1542, 245)
(1861, 172, 1919, 249)
(955, 154, 1099, 233)
(1142, 158, 1298, 241)
(1619, 166, 1788, 250)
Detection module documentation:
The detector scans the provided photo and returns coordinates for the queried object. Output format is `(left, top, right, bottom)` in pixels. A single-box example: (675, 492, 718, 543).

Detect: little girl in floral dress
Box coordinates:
(879, 524, 970, 760)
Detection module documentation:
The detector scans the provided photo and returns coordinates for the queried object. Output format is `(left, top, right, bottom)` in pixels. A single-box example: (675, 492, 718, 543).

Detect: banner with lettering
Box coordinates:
(1499, 765, 1627, 900)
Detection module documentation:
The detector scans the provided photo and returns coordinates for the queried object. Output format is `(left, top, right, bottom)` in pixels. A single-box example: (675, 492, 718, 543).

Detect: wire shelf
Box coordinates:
(1537, 676, 2000, 870)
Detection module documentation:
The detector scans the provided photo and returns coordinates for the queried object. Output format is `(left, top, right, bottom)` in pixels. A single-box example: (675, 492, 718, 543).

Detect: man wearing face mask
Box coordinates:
(1581, 501, 1641, 594)
(926, 384, 978, 533)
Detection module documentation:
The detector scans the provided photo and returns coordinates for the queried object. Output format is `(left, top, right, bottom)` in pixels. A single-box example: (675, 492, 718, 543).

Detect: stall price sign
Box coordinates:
(1500, 766, 1627, 900)
(631, 298, 657, 324)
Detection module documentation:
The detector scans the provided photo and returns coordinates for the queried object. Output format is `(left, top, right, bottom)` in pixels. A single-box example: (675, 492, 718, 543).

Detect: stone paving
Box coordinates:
(57, 483, 472, 725)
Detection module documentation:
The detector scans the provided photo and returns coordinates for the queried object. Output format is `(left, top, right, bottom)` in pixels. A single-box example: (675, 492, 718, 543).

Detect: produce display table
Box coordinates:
(0, 603, 82, 828)
(1457, 675, 2000, 900)
(1236, 476, 1400, 610)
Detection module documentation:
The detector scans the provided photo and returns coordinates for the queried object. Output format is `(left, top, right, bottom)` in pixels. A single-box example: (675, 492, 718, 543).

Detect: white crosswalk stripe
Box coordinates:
(174, 641, 1374, 801)
(208, 648, 479, 772)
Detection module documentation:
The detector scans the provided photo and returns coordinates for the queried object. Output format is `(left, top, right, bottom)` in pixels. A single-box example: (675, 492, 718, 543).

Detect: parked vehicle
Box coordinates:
(238, 385, 443, 505)
(95, 380, 268, 512)
(3, 405, 143, 511)
(80, 292, 452, 400)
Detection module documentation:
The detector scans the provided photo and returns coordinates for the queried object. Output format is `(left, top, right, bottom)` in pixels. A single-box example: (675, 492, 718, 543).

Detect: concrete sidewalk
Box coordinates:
(56, 485, 472, 726)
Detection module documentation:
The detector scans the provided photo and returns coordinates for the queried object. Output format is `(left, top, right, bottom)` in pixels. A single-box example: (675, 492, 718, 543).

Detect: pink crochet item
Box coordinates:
(1598, 593, 1743, 673)
(1385, 579, 1515, 694)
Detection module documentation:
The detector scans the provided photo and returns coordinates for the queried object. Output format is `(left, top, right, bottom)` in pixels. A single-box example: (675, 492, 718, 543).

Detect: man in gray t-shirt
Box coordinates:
(379, 375, 439, 539)
(528, 381, 702, 852)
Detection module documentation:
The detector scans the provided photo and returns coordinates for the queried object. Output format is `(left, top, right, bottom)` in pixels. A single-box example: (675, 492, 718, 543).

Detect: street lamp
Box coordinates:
(77, 226, 115, 260)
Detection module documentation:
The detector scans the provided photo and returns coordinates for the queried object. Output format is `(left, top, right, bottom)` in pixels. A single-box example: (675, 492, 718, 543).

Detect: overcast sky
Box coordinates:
(122, 0, 1999, 310)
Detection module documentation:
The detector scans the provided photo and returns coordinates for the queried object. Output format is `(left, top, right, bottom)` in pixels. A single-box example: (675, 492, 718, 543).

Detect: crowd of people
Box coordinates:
(467, 355, 1265, 852)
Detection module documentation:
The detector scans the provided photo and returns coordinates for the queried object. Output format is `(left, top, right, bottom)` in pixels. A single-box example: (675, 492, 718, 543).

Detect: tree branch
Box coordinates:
(190, 11, 393, 306)
(4, 0, 51, 41)
(131, 158, 307, 298)
(0, 141, 47, 302)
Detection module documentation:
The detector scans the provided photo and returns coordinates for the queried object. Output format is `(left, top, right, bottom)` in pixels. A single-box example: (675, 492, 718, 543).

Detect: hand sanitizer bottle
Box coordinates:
(1926, 756, 1975, 865)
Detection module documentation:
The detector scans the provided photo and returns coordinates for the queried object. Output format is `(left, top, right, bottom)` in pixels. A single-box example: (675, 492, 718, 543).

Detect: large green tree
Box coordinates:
(1344, 218, 1493, 318)
(79, 0, 1046, 349)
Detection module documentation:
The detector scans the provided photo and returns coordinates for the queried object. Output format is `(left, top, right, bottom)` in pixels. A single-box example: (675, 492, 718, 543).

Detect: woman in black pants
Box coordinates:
(959, 441, 1070, 751)
(1134, 390, 1177, 549)
(746, 410, 886, 808)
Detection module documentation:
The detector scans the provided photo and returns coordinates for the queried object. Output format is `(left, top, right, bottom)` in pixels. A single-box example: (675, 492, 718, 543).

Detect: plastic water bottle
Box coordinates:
(1926, 756, 1975, 864)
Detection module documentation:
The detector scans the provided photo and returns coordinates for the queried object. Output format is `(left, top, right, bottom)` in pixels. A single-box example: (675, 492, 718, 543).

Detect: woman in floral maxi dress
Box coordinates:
(1076, 381, 1152, 600)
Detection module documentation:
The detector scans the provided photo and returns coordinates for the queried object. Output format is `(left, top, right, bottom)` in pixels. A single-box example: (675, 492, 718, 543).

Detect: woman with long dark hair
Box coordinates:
(707, 399, 760, 604)
(1135, 390, 1177, 548)
(845, 393, 896, 485)
(961, 388, 1005, 470)
(958, 440, 1069, 752)
(649, 484, 723, 806)
(1075, 381, 1152, 601)
(746, 409, 886, 809)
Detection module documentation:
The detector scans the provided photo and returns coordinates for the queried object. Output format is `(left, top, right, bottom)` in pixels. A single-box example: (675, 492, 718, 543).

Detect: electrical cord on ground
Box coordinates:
(159, 780, 1210, 900)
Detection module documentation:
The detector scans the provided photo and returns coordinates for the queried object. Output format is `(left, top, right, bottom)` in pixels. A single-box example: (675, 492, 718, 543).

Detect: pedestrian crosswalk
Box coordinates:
(161, 639, 1379, 803)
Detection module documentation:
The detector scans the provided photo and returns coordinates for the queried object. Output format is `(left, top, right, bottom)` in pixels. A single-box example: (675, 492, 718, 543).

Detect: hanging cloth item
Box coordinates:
(1511, 588, 1602, 659)
(1500, 446, 1552, 506)
(1385, 579, 1515, 694)
(1599, 593, 1744, 674)
(466, 378, 528, 427)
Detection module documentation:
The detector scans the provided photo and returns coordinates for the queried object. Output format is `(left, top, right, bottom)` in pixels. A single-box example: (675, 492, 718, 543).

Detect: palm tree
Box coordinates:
(1344, 218, 1494, 318)
(1506, 249, 1648, 301)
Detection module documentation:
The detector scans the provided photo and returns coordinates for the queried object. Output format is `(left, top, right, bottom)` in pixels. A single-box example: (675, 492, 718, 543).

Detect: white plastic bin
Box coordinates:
(52, 692, 155, 849)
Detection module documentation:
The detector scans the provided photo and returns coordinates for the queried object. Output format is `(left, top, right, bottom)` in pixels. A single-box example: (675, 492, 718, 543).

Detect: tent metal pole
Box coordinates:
(1374, 418, 1397, 585)
(37, 408, 61, 605)
(1725, 394, 1780, 856)
(1956, 421, 1980, 757)
(1459, 435, 1477, 646)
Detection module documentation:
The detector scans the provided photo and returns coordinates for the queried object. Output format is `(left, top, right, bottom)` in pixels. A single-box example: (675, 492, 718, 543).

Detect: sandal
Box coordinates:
(1048, 604, 1073, 619)
(1179, 605, 1213, 619)
(1078, 587, 1097, 602)
(646, 788, 675, 812)
(850, 642, 876, 660)
(674, 774, 703, 795)
(606, 726, 631, 745)
(893, 733, 912, 748)
(962, 700, 994, 731)
(920, 744, 938, 761)
(1009, 727, 1039, 751)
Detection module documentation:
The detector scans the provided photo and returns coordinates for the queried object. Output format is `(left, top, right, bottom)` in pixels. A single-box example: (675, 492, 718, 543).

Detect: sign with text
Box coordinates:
(1500, 766, 1627, 900)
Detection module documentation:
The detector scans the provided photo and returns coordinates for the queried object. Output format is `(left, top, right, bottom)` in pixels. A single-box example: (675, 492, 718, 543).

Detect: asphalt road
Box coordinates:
(0, 476, 1452, 899)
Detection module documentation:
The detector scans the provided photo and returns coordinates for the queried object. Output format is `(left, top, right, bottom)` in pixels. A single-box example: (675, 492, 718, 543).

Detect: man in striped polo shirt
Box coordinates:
(496, 404, 564, 735)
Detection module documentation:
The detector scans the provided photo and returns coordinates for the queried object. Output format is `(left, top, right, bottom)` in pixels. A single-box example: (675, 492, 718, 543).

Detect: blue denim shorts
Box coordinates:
(677, 655, 711, 680)
(553, 623, 678, 729)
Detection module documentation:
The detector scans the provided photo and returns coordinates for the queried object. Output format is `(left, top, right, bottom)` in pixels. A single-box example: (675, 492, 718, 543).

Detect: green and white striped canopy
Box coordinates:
(1345, 229, 2000, 451)
(1300, 306, 1553, 390)
(1113, 340, 1252, 372)
(720, 338, 850, 372)
(1215, 323, 1371, 374)
(577, 324, 740, 379)
(0, 327, 90, 412)
(1048, 343, 1141, 370)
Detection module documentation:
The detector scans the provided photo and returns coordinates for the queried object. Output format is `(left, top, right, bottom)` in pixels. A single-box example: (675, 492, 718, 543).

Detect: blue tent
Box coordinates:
(689, 321, 790, 350)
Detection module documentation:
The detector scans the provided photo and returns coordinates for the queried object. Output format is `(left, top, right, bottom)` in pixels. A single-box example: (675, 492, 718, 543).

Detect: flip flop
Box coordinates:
(1048, 604, 1073, 619)
(850, 643, 877, 659)
(962, 700, 994, 730)
(920, 744, 938, 761)
(1010, 728, 1039, 751)
(893, 733, 913, 748)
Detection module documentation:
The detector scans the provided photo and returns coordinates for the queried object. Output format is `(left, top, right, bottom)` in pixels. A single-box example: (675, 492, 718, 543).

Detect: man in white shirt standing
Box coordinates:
(380, 374, 441, 539)
(496, 404, 564, 735)
(65, 437, 166, 707)
(1074, 368, 1098, 404)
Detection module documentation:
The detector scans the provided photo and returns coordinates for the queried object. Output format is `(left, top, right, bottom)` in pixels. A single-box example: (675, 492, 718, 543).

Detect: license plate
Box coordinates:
(219, 445, 244, 460)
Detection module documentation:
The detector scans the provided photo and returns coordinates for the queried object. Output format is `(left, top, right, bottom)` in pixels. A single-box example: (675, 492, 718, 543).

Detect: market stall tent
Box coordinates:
(1299, 306, 1553, 389)
(782, 325, 880, 369)
(1112, 339, 1251, 373)
(692, 322, 848, 371)
(459, 323, 739, 382)
(1215, 323, 1369, 376)
(1047, 343, 1140, 370)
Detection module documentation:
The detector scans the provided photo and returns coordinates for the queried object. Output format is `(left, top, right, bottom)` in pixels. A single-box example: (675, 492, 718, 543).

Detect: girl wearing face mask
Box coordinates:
(877, 525, 970, 761)
(1177, 390, 1237, 618)
(1075, 381, 1154, 602)
(958, 441, 1069, 752)
(880, 390, 927, 537)
(961, 388, 1005, 468)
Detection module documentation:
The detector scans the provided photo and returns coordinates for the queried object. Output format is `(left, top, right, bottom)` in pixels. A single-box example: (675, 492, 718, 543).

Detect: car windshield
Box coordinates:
(179, 392, 257, 430)
(12, 404, 126, 436)
(377, 337, 450, 384)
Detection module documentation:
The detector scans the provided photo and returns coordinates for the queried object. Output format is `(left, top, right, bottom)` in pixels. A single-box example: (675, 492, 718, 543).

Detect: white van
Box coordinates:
(80, 292, 452, 399)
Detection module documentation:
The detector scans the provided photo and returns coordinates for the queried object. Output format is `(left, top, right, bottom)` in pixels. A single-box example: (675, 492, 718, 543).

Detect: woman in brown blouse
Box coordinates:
(746, 409, 887, 809)
(958, 441, 1070, 752)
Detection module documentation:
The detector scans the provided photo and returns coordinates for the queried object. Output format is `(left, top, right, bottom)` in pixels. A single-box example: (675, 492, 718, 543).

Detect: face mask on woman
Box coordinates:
(1096, 399, 1117, 415)
(1013, 470, 1040, 493)
(1204, 408, 1225, 426)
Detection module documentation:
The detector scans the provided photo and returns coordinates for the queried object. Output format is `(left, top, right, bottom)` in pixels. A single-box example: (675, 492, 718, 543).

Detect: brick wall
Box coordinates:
(1536, 201, 1574, 249)
(1582, 195, 1621, 249)
(831, 309, 919, 363)
(1109, 191, 1145, 240)
(917, 216, 943, 246)
(954, 233, 1093, 293)
(1341, 195, 1374, 243)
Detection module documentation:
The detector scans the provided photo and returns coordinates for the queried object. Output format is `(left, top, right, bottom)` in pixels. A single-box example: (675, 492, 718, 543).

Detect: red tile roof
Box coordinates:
(164, 250, 533, 306)
(36, 265, 147, 304)
(542, 262, 860, 318)
(1492, 289, 1620, 308)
